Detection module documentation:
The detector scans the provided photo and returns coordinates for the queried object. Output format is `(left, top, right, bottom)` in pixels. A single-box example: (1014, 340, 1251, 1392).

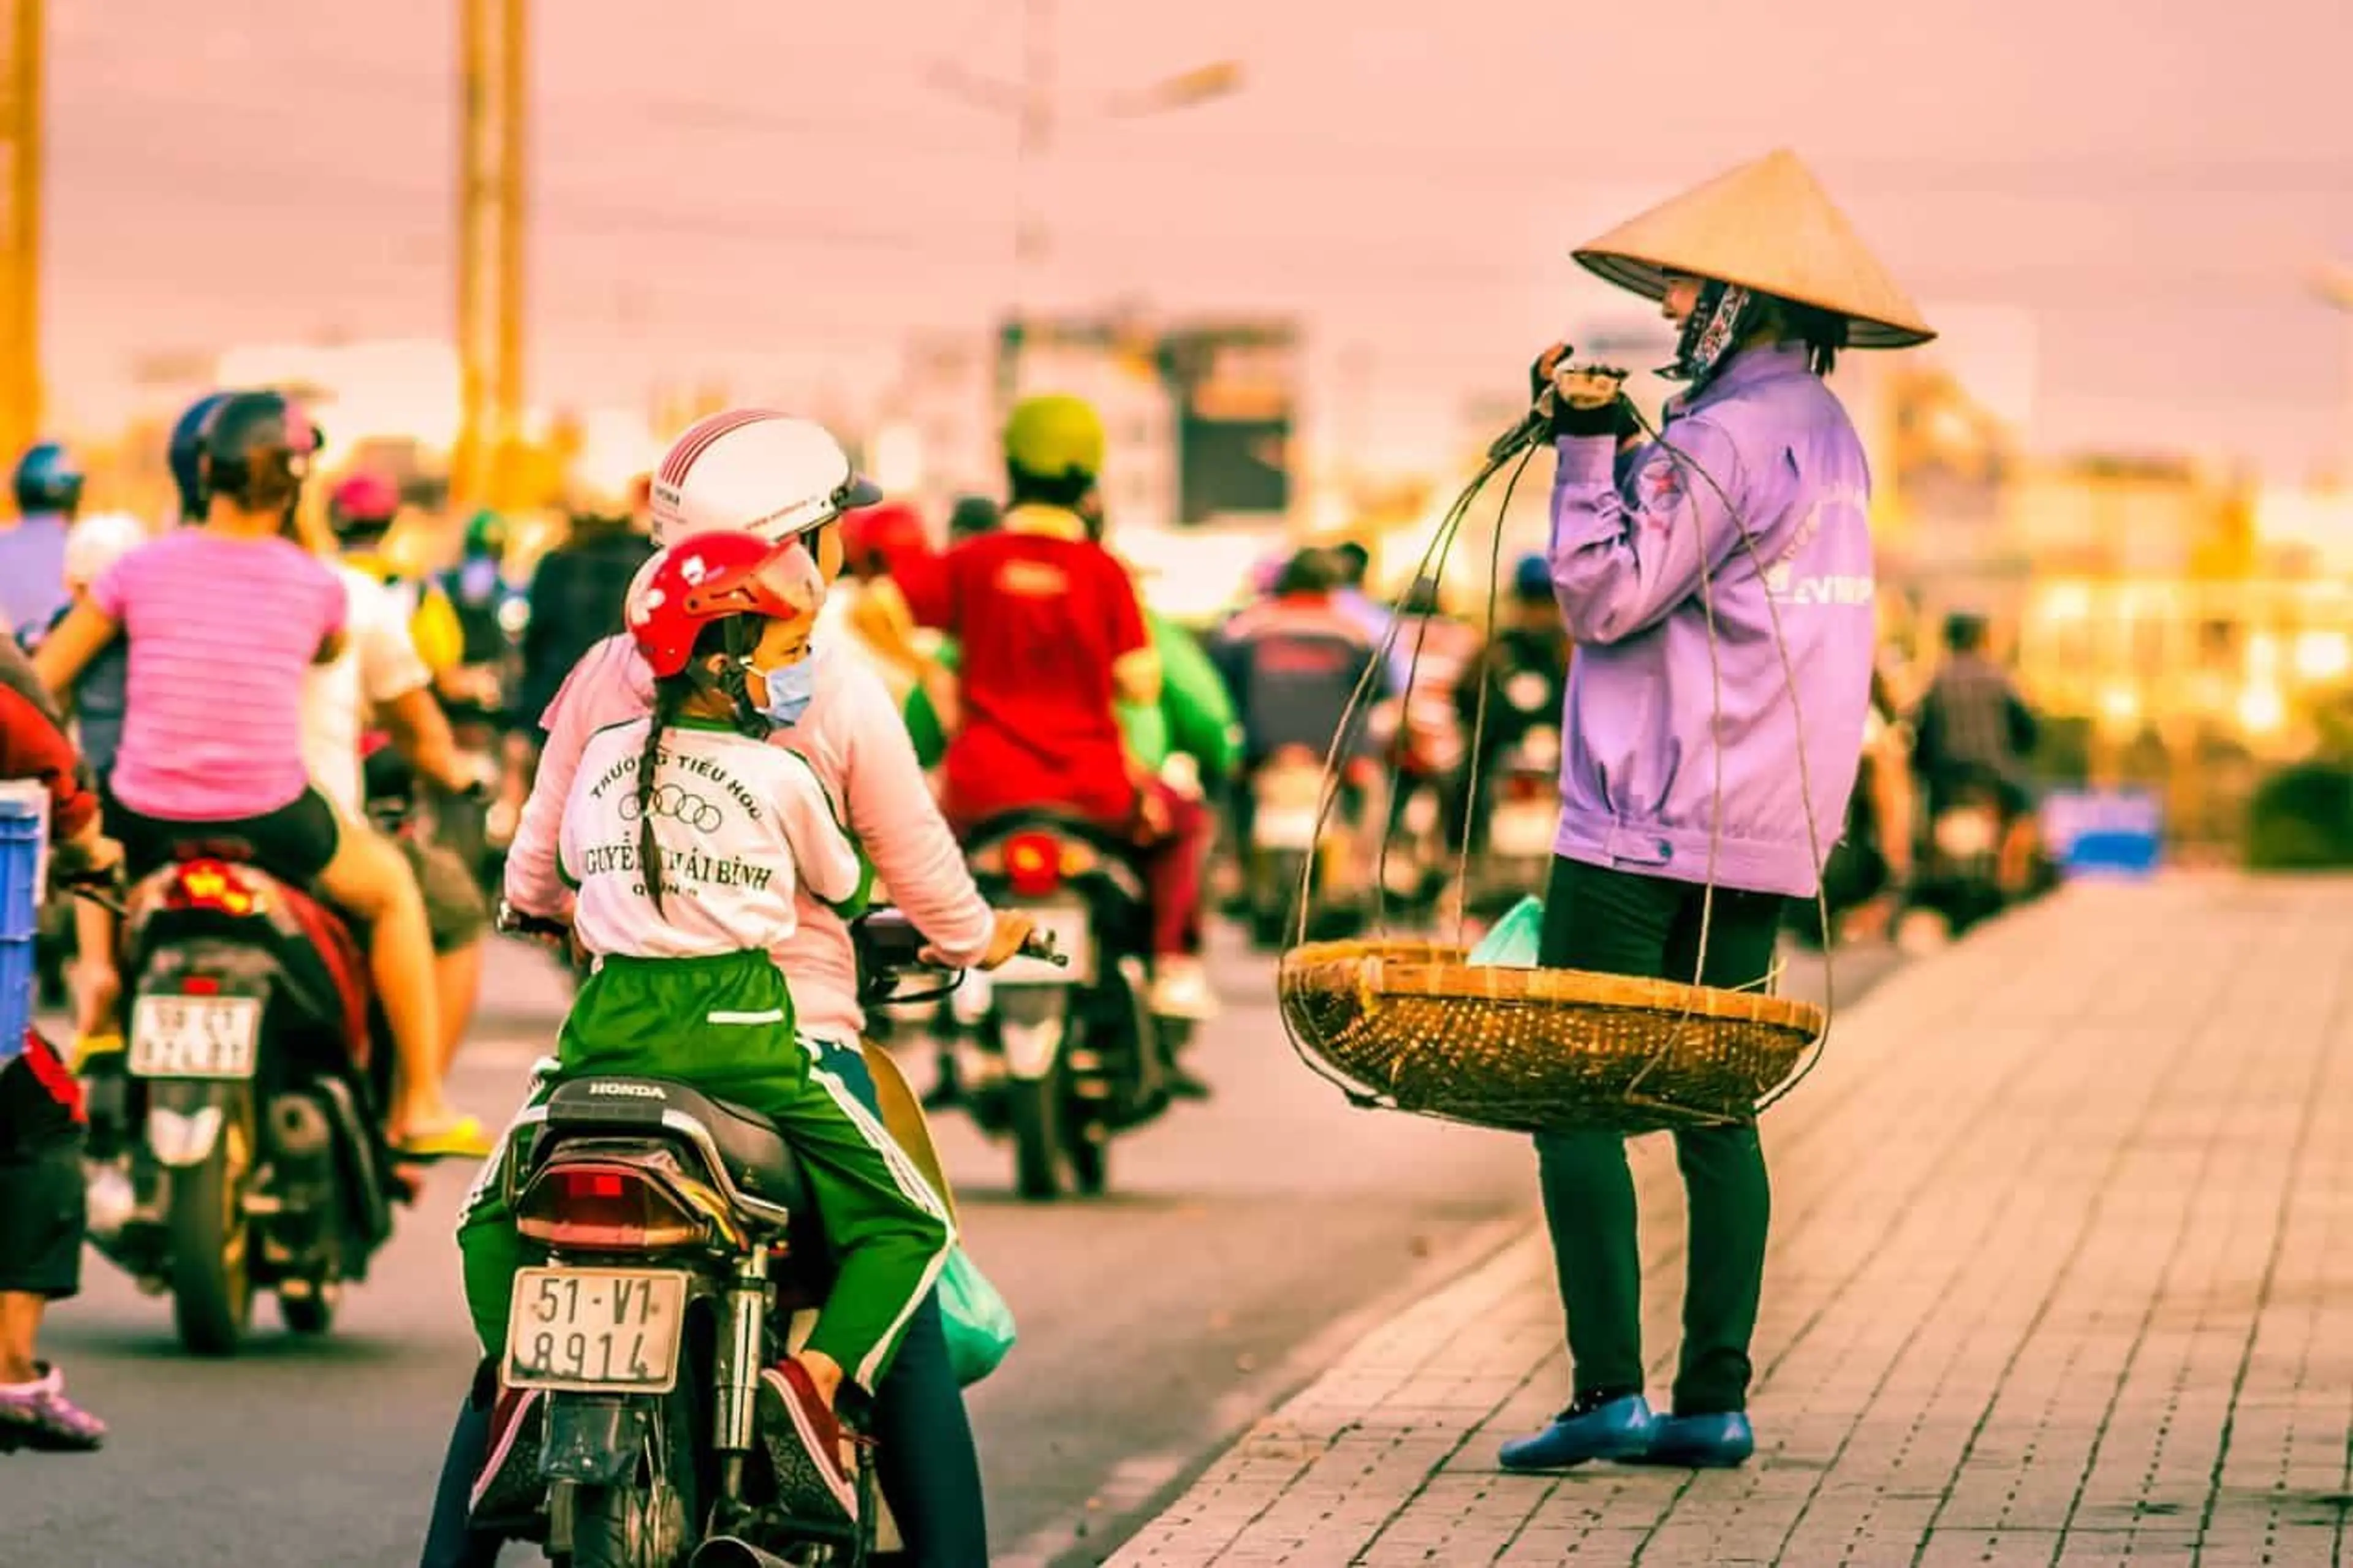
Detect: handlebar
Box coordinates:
(1018, 928, 1070, 968)
(56, 864, 126, 917)
(496, 901, 572, 942)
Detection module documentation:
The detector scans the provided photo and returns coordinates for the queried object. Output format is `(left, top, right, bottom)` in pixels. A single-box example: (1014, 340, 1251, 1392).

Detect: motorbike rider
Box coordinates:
(298, 503, 495, 1085)
(504, 470, 656, 827)
(892, 393, 1218, 1022)
(1913, 611, 2042, 894)
(0, 668, 118, 1453)
(1387, 573, 1481, 851)
(35, 512, 147, 1055)
(1821, 662, 1917, 943)
(327, 472, 474, 697)
(31, 391, 483, 1158)
(460, 529, 957, 1525)
(896, 502, 1242, 1101)
(832, 499, 947, 706)
(1, 442, 84, 640)
(423, 410, 1023, 1568)
(1209, 547, 1395, 846)
(1455, 553, 1575, 842)
(434, 510, 526, 743)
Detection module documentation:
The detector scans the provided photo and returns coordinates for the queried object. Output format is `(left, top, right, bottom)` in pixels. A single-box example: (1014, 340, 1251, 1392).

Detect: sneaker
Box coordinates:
(1498, 1393, 1653, 1472)
(1147, 956, 1218, 1022)
(757, 1361, 858, 1523)
(1630, 1410, 1755, 1469)
(467, 1385, 546, 1525)
(0, 1364, 106, 1452)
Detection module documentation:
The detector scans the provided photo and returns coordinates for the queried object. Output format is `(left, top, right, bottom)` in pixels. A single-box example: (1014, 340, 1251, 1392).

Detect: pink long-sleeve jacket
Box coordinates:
(504, 634, 996, 1040)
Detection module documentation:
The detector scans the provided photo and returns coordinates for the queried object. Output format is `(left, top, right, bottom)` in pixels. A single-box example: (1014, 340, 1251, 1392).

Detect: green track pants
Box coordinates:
(456, 949, 955, 1392)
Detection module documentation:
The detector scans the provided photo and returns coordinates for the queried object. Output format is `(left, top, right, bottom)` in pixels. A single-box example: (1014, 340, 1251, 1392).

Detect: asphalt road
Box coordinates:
(9, 924, 1898, 1567)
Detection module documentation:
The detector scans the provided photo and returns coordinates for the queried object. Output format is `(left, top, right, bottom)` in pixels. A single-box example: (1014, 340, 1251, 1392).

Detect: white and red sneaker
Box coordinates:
(757, 1360, 858, 1523)
(468, 1384, 546, 1527)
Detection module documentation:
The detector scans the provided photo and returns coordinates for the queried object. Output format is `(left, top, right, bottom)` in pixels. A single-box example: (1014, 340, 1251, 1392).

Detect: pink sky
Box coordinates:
(44, 0, 2353, 478)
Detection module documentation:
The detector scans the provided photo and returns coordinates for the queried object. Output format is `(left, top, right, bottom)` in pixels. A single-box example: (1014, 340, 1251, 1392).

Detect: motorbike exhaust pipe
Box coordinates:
(688, 1539, 795, 1568)
(266, 1094, 336, 1202)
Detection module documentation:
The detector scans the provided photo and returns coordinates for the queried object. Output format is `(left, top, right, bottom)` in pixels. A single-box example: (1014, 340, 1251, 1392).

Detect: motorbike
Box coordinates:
(77, 843, 407, 1354)
(480, 906, 1057, 1567)
(1241, 746, 1372, 950)
(942, 812, 1172, 1200)
(1896, 770, 2012, 950)
(1468, 702, 1561, 917)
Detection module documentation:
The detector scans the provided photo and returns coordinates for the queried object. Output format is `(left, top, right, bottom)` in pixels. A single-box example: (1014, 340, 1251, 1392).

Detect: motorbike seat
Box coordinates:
(964, 807, 1137, 861)
(541, 1077, 810, 1211)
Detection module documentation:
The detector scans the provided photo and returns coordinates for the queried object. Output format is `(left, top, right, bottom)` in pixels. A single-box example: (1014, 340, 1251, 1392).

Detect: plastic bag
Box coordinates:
(1467, 895, 1545, 969)
(938, 1246, 1018, 1387)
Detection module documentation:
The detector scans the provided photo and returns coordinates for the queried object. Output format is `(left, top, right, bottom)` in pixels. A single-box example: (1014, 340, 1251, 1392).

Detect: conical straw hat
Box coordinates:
(1573, 150, 1934, 350)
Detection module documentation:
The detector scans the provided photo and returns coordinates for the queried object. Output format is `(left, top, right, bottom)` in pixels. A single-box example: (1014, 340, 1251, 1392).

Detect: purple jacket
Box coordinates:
(1547, 344, 1874, 898)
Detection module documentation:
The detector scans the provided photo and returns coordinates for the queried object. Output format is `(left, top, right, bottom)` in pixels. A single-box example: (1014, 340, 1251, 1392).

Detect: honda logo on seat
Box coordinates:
(586, 1081, 664, 1099)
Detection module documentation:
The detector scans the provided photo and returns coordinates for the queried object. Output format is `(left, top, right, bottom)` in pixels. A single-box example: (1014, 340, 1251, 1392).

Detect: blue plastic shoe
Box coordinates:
(1498, 1395, 1654, 1471)
(1631, 1411, 1754, 1469)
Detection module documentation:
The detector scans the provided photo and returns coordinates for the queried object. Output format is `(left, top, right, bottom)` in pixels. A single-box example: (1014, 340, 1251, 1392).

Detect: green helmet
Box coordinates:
(464, 508, 509, 558)
(1002, 394, 1105, 481)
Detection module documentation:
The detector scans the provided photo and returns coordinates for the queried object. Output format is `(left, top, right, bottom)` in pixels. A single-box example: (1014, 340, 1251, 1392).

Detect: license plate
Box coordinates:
(994, 904, 1094, 987)
(1488, 802, 1557, 860)
(1255, 807, 1320, 850)
(502, 1267, 689, 1393)
(127, 996, 263, 1080)
(1934, 809, 1999, 858)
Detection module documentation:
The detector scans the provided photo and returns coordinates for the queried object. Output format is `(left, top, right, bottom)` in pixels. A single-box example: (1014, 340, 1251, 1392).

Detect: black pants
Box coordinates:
(0, 1037, 88, 1299)
(1534, 857, 1784, 1416)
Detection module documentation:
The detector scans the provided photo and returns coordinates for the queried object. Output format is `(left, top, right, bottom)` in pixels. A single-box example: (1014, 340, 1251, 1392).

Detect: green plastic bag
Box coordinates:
(1468, 895, 1545, 969)
(938, 1246, 1018, 1387)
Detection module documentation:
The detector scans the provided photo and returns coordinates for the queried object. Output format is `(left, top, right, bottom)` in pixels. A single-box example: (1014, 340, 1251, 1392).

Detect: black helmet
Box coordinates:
(947, 494, 1001, 542)
(167, 392, 234, 521)
(199, 391, 322, 515)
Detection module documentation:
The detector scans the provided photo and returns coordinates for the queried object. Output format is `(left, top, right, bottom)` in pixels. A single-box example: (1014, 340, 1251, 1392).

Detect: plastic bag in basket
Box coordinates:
(1467, 895, 1544, 969)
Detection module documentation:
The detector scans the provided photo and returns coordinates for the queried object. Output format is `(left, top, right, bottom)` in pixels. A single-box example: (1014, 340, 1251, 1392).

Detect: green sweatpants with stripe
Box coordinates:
(456, 949, 956, 1392)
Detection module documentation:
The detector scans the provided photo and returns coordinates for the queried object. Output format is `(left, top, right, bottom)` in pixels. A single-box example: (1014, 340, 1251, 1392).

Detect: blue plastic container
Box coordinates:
(0, 796, 41, 1063)
(2039, 787, 2164, 880)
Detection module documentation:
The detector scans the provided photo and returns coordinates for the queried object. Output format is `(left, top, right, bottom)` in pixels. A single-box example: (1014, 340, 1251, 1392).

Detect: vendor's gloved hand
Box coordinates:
(1547, 366, 1637, 441)
(1529, 343, 1574, 403)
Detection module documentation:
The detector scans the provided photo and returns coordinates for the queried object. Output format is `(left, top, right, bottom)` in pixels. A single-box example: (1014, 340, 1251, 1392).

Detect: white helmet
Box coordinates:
(63, 510, 148, 588)
(647, 409, 881, 548)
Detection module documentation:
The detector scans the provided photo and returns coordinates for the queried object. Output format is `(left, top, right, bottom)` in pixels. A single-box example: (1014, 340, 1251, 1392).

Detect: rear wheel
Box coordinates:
(1067, 1128, 1108, 1197)
(570, 1384, 697, 1568)
(279, 1281, 338, 1336)
(167, 1097, 257, 1356)
(1008, 1074, 1063, 1202)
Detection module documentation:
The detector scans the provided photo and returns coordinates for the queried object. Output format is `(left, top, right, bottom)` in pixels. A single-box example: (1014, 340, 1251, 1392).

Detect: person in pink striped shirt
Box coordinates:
(33, 392, 480, 1157)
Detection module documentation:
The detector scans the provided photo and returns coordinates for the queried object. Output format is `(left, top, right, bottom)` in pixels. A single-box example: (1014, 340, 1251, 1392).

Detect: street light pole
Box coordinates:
(930, 10, 1241, 419)
(2313, 260, 2353, 482)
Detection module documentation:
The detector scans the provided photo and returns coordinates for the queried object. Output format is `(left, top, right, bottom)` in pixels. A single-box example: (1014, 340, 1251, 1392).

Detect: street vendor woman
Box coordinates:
(1498, 150, 1934, 1472)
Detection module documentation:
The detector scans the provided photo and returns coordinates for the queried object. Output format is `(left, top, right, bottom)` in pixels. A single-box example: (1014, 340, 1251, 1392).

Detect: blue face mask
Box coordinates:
(751, 657, 816, 729)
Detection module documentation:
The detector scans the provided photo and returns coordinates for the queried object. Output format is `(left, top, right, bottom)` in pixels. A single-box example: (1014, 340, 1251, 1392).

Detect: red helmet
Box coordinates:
(626, 529, 827, 678)
(838, 501, 930, 577)
(328, 470, 400, 535)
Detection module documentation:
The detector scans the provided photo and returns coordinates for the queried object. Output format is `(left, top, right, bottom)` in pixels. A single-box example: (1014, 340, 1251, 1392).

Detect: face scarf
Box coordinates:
(1660, 280, 1760, 394)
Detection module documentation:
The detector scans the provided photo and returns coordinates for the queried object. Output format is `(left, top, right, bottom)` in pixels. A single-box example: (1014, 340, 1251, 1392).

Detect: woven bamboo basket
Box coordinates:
(1277, 939, 1826, 1134)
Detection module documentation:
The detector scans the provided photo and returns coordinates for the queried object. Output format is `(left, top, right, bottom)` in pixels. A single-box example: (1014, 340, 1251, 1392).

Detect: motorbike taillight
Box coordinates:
(515, 1160, 710, 1251)
(165, 858, 267, 917)
(1003, 833, 1063, 898)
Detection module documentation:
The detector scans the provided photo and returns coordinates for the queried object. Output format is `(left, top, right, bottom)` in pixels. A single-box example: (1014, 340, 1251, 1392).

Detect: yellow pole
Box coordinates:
(454, 0, 487, 507)
(2, 0, 43, 464)
(492, 0, 526, 510)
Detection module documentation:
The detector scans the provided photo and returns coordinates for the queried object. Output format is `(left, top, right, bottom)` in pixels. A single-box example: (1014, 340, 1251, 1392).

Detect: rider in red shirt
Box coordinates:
(897, 395, 1213, 1023)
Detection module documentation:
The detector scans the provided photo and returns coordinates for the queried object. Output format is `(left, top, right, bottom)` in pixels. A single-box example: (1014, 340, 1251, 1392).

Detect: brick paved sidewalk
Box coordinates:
(1110, 876, 2353, 1566)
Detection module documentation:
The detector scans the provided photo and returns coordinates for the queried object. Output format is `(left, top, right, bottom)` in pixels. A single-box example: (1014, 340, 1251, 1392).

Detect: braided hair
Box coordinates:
(634, 615, 772, 912)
